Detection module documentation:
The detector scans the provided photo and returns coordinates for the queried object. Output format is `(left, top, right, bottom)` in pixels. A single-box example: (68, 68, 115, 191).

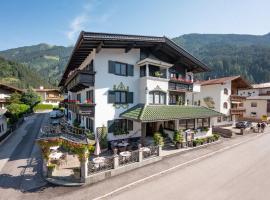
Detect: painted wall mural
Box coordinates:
(203, 97, 215, 109)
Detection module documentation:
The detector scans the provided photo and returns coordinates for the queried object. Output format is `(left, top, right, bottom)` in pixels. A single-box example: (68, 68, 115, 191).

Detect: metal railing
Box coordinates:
(119, 150, 139, 166)
(88, 156, 114, 175)
(143, 146, 159, 160)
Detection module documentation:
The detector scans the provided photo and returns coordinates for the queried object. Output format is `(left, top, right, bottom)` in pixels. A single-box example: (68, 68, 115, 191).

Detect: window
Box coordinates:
(108, 61, 134, 76)
(223, 102, 228, 109)
(149, 91, 166, 105)
(86, 90, 93, 103)
(187, 119, 195, 129)
(108, 91, 133, 104)
(198, 100, 201, 106)
(179, 119, 187, 130)
(77, 93, 81, 103)
(164, 121, 175, 130)
(140, 66, 146, 77)
(197, 118, 203, 128)
(217, 117, 222, 123)
(224, 88, 228, 95)
(203, 118, 210, 128)
(108, 119, 133, 133)
(251, 112, 257, 117)
(251, 102, 257, 107)
(86, 117, 94, 131)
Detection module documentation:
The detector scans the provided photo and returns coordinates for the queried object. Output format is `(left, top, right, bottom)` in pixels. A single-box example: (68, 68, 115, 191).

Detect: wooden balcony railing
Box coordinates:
(65, 70, 95, 92)
(230, 95, 246, 102)
(168, 82, 193, 92)
(230, 108, 246, 115)
(68, 103, 95, 117)
(170, 77, 193, 84)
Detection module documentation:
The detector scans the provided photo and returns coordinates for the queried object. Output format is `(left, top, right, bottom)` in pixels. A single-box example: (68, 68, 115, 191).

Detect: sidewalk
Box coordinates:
(0, 115, 36, 172)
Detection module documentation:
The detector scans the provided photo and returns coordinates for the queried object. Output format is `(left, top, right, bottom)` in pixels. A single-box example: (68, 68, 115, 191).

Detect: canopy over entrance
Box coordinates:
(120, 104, 223, 122)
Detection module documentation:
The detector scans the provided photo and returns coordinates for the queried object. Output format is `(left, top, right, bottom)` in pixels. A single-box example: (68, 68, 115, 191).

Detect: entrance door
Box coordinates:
(146, 122, 156, 136)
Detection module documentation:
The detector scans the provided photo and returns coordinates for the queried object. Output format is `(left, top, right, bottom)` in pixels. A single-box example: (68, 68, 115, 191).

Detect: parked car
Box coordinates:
(235, 121, 252, 129)
(49, 110, 64, 118)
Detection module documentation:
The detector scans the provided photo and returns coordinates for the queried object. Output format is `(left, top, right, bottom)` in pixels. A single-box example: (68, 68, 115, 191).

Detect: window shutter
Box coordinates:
(108, 91, 115, 103)
(127, 92, 133, 103)
(107, 120, 115, 133)
(127, 64, 134, 76)
(108, 60, 115, 74)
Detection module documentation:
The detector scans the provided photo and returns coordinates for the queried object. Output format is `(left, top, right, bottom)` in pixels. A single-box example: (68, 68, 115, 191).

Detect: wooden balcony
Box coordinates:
(168, 82, 193, 92)
(65, 70, 95, 92)
(170, 77, 193, 84)
(230, 95, 246, 103)
(230, 108, 246, 115)
(68, 103, 95, 117)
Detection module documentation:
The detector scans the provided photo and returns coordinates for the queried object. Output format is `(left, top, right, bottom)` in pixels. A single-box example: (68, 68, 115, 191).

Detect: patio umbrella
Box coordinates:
(94, 136, 101, 156)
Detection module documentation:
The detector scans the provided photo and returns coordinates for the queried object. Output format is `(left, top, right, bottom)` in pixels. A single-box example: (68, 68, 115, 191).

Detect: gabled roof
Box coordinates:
(199, 76, 252, 88)
(59, 32, 210, 86)
(0, 83, 23, 93)
(120, 104, 223, 122)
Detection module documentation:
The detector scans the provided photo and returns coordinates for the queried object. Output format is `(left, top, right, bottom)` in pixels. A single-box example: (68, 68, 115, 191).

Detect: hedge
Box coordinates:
(33, 104, 54, 111)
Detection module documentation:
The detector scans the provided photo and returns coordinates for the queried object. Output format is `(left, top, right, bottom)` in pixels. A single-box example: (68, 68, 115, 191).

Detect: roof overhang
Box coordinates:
(137, 57, 173, 68)
(59, 32, 210, 86)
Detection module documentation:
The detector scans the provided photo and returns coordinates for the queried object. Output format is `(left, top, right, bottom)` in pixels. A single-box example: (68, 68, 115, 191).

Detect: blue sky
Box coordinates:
(0, 0, 270, 50)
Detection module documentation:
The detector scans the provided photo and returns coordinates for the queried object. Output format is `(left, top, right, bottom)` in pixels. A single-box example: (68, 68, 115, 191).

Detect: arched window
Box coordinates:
(224, 88, 228, 95)
(223, 102, 228, 109)
(149, 91, 166, 104)
(187, 74, 192, 81)
(198, 100, 201, 106)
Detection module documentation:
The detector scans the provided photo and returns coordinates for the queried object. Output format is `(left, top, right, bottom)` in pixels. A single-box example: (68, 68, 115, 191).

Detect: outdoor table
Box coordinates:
(141, 147, 150, 152)
(117, 142, 129, 147)
(93, 157, 106, 168)
(120, 151, 131, 157)
(49, 152, 63, 160)
(50, 146, 59, 151)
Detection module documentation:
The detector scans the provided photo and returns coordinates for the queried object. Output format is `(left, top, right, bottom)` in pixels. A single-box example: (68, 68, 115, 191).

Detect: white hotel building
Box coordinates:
(59, 32, 222, 146)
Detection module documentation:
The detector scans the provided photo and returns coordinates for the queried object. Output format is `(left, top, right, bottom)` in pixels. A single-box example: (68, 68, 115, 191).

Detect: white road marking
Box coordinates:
(93, 133, 264, 200)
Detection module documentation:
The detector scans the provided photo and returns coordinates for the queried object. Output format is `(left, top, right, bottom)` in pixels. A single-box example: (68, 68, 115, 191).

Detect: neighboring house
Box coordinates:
(0, 83, 23, 109)
(59, 32, 222, 145)
(33, 86, 63, 106)
(192, 76, 251, 125)
(238, 82, 270, 97)
(0, 109, 7, 137)
(243, 96, 270, 120)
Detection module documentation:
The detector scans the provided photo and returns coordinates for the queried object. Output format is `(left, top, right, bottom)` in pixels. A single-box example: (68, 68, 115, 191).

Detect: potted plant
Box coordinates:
(73, 167, 81, 179)
(173, 130, 184, 149)
(193, 138, 200, 147)
(47, 164, 56, 177)
(154, 71, 163, 78)
(153, 132, 164, 146)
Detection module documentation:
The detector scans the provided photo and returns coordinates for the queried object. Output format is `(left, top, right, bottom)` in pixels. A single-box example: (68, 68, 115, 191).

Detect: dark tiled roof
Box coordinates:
(120, 104, 223, 122)
(59, 32, 210, 86)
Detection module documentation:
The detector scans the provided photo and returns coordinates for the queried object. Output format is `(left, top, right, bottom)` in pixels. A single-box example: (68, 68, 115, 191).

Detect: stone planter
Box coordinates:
(73, 168, 81, 179)
(175, 142, 182, 149)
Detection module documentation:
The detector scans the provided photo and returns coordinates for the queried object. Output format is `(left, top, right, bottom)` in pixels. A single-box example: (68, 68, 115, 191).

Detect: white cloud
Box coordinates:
(65, 0, 116, 41)
(66, 14, 88, 40)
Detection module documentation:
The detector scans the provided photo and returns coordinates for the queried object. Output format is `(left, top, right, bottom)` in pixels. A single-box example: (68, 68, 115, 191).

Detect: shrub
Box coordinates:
(213, 133, 220, 141)
(47, 164, 57, 171)
(173, 130, 183, 144)
(33, 103, 54, 111)
(153, 132, 164, 146)
(6, 103, 30, 123)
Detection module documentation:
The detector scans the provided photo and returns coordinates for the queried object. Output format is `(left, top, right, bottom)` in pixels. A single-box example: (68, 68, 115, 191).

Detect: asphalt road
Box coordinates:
(0, 113, 47, 200)
(1, 115, 269, 200)
(109, 132, 270, 200)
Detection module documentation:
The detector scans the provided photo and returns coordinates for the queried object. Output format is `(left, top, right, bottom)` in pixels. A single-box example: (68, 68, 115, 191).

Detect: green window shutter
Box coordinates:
(108, 90, 115, 103)
(127, 64, 134, 76)
(107, 120, 115, 133)
(108, 60, 115, 74)
(127, 92, 133, 104)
